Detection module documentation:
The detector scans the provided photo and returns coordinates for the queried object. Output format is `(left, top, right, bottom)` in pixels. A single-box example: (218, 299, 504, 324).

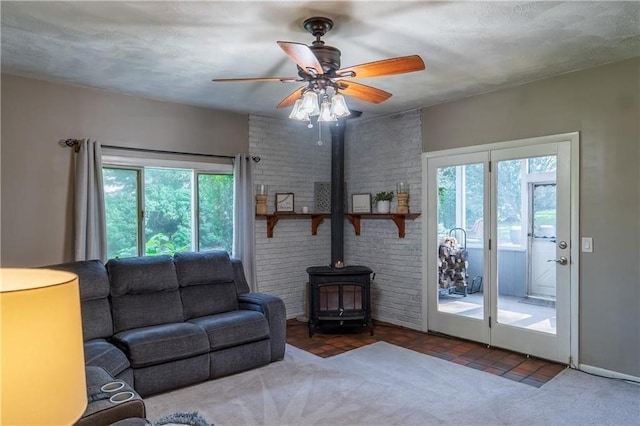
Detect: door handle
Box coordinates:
(547, 256, 568, 265)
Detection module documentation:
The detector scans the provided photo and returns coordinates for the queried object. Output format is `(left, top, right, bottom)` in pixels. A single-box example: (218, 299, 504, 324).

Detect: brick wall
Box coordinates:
(249, 115, 331, 318)
(249, 110, 423, 328)
(344, 110, 423, 328)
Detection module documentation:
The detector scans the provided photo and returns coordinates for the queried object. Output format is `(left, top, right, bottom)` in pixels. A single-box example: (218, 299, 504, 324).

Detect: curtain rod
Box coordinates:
(60, 139, 260, 162)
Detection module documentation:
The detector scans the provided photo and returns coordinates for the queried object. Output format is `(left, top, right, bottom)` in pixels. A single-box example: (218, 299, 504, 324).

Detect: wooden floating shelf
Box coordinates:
(256, 212, 420, 238)
(346, 213, 421, 238)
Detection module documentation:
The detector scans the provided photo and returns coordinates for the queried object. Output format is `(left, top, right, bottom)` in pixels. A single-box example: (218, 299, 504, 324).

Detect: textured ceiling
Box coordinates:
(2, 1, 639, 119)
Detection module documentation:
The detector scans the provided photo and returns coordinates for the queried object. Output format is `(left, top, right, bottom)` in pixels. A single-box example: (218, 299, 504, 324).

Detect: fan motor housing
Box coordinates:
(309, 45, 341, 75)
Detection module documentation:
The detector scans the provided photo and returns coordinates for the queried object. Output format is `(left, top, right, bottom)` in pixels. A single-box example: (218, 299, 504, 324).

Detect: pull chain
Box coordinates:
(317, 122, 323, 146)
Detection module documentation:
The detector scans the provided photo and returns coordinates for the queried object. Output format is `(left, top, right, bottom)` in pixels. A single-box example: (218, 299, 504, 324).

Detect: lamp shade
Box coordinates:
(1, 269, 87, 425)
(329, 93, 351, 118)
(300, 91, 320, 116)
(317, 100, 337, 122)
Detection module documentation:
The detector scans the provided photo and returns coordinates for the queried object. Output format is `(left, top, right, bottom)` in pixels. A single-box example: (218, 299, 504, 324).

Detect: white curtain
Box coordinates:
(232, 154, 257, 292)
(74, 139, 107, 261)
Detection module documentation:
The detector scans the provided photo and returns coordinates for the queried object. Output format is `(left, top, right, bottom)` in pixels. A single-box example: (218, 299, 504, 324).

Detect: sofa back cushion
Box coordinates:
(174, 251, 239, 319)
(107, 255, 184, 333)
(231, 258, 251, 295)
(45, 260, 113, 341)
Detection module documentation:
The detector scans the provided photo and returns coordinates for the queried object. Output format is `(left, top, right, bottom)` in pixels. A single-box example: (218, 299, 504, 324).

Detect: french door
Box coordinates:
(424, 133, 578, 364)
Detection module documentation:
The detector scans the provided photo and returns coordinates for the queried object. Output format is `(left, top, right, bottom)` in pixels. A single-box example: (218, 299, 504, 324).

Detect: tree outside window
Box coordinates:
(103, 166, 233, 259)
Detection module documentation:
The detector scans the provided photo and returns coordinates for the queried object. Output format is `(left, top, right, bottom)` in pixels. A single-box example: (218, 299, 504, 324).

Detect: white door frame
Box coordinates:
(422, 132, 579, 364)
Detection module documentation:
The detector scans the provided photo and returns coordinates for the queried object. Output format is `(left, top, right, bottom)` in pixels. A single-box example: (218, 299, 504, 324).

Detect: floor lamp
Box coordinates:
(1, 268, 87, 425)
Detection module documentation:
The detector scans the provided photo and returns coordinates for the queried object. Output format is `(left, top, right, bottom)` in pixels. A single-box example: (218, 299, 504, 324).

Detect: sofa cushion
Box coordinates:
(112, 323, 209, 368)
(174, 251, 235, 286)
(107, 255, 179, 296)
(107, 256, 184, 332)
(209, 340, 271, 379)
(179, 283, 240, 320)
(80, 298, 114, 341)
(47, 260, 109, 300)
(111, 291, 184, 333)
(132, 354, 209, 398)
(84, 339, 131, 377)
(174, 251, 239, 319)
(46, 260, 113, 340)
(188, 310, 269, 351)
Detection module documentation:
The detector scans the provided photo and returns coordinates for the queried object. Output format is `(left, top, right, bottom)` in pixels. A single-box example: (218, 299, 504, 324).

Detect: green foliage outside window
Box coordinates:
(437, 155, 556, 243)
(198, 174, 233, 252)
(144, 168, 192, 255)
(103, 166, 233, 259)
(104, 168, 140, 259)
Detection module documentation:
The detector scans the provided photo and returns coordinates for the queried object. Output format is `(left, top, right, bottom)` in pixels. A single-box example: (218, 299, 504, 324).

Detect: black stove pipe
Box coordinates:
(329, 123, 345, 266)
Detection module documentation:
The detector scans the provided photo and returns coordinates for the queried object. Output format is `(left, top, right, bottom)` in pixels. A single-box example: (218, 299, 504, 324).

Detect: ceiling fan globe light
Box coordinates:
(297, 111, 311, 121)
(300, 91, 320, 116)
(330, 93, 350, 118)
(318, 100, 337, 122)
(288, 99, 304, 120)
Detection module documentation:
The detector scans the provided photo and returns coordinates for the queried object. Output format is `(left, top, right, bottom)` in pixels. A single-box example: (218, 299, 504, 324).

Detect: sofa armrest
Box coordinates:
(76, 366, 146, 426)
(238, 293, 286, 361)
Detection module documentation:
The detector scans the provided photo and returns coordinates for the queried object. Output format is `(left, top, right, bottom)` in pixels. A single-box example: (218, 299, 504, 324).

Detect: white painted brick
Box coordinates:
(249, 111, 423, 327)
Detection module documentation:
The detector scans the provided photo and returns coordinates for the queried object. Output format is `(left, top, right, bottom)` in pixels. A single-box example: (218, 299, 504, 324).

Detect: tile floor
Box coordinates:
(286, 319, 566, 388)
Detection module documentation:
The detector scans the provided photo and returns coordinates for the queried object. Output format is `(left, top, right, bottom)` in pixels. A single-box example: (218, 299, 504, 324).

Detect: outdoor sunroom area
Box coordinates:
(435, 155, 558, 335)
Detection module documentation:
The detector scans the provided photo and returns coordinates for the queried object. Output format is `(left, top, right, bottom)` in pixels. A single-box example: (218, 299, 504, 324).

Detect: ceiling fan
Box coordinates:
(212, 17, 426, 120)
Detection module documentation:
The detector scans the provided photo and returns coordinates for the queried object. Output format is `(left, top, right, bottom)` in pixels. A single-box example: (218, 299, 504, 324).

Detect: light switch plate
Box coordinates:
(581, 237, 593, 253)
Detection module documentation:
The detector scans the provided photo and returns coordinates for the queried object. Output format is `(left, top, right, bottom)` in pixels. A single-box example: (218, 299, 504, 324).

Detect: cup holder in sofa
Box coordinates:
(109, 391, 136, 404)
(101, 381, 126, 393)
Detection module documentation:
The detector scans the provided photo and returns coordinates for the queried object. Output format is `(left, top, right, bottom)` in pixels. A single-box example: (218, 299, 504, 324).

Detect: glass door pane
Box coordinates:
(495, 156, 557, 335)
(436, 163, 485, 320)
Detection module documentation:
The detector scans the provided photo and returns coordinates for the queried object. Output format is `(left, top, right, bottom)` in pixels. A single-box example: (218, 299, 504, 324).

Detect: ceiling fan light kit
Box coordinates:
(212, 16, 426, 126)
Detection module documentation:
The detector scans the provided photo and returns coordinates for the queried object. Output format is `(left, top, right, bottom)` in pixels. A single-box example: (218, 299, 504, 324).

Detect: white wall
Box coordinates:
(344, 110, 423, 328)
(422, 58, 640, 377)
(1, 74, 248, 266)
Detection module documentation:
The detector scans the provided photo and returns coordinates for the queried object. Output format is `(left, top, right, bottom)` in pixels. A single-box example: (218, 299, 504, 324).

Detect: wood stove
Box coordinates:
(307, 266, 373, 336)
(306, 114, 373, 336)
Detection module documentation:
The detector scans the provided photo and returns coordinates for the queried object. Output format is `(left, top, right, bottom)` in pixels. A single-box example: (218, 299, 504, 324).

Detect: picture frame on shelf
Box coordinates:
(352, 193, 372, 213)
(275, 192, 295, 212)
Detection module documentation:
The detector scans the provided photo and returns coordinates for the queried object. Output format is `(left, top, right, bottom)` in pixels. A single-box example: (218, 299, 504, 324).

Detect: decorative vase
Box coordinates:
(377, 200, 391, 214)
(396, 193, 409, 213)
(397, 182, 410, 214)
(256, 195, 268, 215)
(255, 184, 268, 215)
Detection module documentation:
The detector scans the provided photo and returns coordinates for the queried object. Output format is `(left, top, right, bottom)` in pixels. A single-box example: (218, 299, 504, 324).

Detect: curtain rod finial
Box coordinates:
(59, 138, 82, 152)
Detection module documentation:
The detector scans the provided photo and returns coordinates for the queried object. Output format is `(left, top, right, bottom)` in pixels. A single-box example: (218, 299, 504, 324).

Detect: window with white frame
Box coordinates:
(103, 155, 233, 259)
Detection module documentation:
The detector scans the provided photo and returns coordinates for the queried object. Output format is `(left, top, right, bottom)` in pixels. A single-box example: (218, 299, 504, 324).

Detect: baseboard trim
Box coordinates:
(578, 363, 640, 384)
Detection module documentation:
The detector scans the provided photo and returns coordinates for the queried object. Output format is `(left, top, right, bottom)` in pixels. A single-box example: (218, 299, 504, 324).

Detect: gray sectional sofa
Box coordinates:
(49, 251, 286, 397)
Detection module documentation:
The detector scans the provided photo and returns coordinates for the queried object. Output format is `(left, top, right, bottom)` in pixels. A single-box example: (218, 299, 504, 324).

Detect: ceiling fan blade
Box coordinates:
(277, 41, 323, 75)
(337, 55, 425, 79)
(212, 77, 301, 83)
(276, 86, 306, 109)
(338, 81, 392, 104)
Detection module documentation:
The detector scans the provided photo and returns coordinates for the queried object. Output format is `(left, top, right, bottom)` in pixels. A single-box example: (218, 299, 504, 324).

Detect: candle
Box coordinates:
(397, 181, 410, 194)
(256, 184, 268, 195)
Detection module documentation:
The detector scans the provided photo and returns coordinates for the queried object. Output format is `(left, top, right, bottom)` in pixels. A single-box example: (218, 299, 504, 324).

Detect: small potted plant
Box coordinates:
(373, 191, 394, 214)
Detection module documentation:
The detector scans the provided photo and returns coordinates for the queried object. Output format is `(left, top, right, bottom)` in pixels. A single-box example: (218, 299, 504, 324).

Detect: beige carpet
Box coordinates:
(145, 342, 640, 425)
